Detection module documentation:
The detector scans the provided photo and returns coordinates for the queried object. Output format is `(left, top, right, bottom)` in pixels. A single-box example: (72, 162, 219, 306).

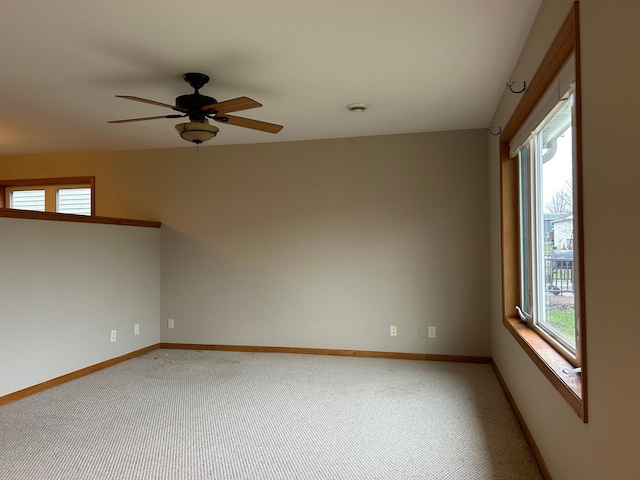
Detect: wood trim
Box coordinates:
(159, 343, 492, 364)
(0, 344, 160, 406)
(0, 207, 161, 228)
(491, 360, 554, 480)
(498, 2, 586, 421)
(0, 185, 5, 208)
(0, 176, 95, 187)
(500, 140, 520, 321)
(505, 317, 582, 411)
(89, 176, 96, 216)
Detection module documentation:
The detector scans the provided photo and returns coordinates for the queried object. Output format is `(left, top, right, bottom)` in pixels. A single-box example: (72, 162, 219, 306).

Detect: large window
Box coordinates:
(499, 3, 587, 421)
(516, 88, 578, 363)
(1, 177, 95, 216)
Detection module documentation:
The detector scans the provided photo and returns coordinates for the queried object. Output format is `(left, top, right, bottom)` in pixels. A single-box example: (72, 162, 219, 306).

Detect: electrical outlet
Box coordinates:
(428, 326, 436, 338)
(419, 326, 427, 338)
(134, 323, 140, 335)
(168, 319, 174, 329)
(390, 325, 398, 336)
(110, 330, 117, 342)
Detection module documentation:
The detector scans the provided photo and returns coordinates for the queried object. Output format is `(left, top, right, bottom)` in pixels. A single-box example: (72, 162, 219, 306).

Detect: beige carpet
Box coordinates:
(0, 349, 542, 479)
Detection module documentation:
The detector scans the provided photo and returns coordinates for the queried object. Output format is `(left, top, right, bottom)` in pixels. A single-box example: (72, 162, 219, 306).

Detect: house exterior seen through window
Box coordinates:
(2, 178, 94, 216)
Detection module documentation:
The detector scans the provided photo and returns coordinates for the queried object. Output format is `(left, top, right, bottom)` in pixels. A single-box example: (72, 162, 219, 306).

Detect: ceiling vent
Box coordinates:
(345, 102, 369, 113)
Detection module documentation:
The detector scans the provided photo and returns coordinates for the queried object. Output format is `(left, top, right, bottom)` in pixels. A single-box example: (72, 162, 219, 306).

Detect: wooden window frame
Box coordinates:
(0, 176, 95, 215)
(499, 2, 588, 421)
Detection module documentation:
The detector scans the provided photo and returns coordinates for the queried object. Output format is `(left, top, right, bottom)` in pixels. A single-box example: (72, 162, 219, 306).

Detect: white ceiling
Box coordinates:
(0, 0, 541, 157)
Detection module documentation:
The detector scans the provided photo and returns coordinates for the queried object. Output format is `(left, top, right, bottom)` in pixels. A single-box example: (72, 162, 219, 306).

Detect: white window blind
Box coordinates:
(10, 190, 46, 211)
(57, 188, 91, 216)
(509, 54, 576, 158)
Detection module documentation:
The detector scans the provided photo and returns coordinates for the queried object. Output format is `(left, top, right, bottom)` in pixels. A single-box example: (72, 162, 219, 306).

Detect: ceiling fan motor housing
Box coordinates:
(176, 94, 218, 122)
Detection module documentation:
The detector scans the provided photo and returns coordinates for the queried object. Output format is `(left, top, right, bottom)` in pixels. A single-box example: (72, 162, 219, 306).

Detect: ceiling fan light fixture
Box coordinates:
(175, 119, 219, 144)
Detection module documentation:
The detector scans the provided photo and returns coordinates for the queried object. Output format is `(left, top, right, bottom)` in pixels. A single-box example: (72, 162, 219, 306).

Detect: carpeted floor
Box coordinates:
(0, 349, 543, 479)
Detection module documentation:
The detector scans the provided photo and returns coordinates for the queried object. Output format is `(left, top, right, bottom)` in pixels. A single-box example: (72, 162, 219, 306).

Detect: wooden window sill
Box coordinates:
(504, 316, 585, 421)
(0, 208, 160, 228)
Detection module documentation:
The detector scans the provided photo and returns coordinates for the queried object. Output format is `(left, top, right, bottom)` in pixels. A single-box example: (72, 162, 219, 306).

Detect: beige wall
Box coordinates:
(489, 1, 640, 478)
(0, 130, 490, 356)
(0, 217, 160, 397)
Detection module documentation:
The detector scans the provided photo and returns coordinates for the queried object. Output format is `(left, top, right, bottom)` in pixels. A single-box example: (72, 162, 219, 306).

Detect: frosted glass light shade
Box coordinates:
(175, 119, 219, 144)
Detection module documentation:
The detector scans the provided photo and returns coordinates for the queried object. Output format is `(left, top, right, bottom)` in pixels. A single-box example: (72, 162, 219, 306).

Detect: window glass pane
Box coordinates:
(57, 188, 91, 216)
(10, 190, 45, 211)
(539, 97, 575, 346)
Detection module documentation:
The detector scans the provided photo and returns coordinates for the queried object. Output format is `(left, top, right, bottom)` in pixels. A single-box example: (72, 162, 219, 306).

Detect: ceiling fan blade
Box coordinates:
(108, 114, 186, 124)
(214, 114, 283, 134)
(115, 95, 188, 113)
(203, 96, 262, 114)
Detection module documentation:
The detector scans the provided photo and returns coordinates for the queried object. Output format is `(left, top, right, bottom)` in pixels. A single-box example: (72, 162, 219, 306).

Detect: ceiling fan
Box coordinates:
(109, 72, 283, 144)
